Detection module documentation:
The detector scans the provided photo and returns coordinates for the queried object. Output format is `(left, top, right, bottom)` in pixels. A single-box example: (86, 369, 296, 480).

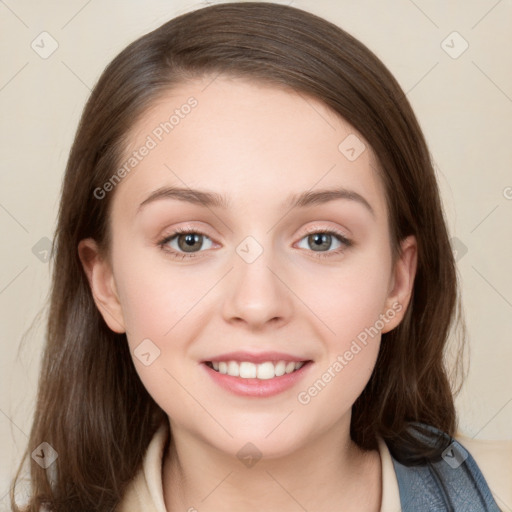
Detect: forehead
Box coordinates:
(110, 75, 387, 222)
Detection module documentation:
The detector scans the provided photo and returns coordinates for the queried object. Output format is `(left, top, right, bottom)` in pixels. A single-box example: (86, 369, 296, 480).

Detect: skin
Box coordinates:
(79, 75, 417, 512)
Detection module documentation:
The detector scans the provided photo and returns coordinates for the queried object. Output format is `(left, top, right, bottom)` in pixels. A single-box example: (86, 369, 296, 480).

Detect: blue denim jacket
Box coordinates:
(390, 423, 501, 511)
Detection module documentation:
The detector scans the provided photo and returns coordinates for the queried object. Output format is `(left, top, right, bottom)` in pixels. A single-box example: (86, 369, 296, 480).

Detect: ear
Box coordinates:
(77, 238, 126, 333)
(381, 235, 417, 334)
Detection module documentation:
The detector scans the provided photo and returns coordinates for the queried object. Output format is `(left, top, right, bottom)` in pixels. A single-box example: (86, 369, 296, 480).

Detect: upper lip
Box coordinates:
(203, 351, 311, 364)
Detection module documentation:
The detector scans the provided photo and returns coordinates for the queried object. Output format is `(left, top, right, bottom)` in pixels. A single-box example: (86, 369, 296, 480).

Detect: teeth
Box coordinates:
(274, 361, 286, 377)
(257, 362, 275, 379)
(228, 361, 239, 376)
(285, 361, 296, 374)
(209, 360, 305, 379)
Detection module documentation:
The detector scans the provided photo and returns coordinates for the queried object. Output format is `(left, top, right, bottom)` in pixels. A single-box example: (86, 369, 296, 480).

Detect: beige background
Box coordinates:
(1, 0, 511, 507)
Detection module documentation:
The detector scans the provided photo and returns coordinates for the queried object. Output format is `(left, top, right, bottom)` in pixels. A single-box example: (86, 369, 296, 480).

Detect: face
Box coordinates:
(80, 75, 416, 458)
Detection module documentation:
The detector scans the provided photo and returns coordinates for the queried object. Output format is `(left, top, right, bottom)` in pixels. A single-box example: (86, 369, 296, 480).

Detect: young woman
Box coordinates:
(11, 2, 511, 511)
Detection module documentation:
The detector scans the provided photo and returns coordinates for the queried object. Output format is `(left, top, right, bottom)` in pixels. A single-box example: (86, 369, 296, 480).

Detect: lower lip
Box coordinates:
(201, 361, 313, 398)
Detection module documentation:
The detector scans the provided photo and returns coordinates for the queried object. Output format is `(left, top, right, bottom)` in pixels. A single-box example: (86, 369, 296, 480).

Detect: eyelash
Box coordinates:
(157, 225, 353, 260)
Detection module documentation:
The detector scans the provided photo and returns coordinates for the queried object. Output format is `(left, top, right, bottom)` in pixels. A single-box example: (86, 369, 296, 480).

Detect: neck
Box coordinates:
(162, 418, 381, 512)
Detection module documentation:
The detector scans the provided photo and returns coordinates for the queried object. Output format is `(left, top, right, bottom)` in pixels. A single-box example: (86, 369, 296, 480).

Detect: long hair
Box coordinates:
(11, 2, 466, 510)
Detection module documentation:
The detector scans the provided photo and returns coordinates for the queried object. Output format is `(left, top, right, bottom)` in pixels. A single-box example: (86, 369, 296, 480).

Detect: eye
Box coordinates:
(157, 225, 352, 260)
(158, 226, 214, 259)
(295, 227, 352, 259)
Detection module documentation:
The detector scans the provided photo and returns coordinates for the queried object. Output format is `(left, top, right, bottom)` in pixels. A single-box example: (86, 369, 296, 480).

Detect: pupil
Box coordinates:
(180, 233, 201, 252)
(310, 233, 330, 251)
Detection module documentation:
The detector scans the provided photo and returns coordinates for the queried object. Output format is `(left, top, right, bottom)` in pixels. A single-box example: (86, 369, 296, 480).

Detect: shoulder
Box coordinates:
(455, 433, 512, 512)
(387, 423, 511, 511)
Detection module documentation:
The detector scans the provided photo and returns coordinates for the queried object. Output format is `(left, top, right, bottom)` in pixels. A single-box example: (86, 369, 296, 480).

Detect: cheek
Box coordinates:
(292, 249, 391, 405)
(111, 248, 211, 415)
(295, 248, 392, 343)
(113, 246, 211, 340)
(294, 286, 386, 422)
(296, 337, 380, 430)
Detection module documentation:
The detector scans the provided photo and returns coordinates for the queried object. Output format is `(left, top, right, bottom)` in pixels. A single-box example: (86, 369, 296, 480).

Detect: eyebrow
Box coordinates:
(137, 186, 375, 217)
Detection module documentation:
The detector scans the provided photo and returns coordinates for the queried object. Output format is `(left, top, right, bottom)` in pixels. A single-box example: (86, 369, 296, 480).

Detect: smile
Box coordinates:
(205, 360, 306, 380)
(202, 359, 313, 398)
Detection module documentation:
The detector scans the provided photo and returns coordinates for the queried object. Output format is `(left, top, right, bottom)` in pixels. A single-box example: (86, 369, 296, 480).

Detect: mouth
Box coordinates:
(200, 350, 314, 397)
(202, 358, 313, 397)
(204, 360, 311, 380)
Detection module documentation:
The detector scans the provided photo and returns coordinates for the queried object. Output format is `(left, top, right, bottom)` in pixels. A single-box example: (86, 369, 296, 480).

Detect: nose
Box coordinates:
(221, 239, 294, 330)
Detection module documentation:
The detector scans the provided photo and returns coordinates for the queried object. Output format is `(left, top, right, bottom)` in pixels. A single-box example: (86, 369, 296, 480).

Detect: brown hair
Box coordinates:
(11, 2, 466, 510)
